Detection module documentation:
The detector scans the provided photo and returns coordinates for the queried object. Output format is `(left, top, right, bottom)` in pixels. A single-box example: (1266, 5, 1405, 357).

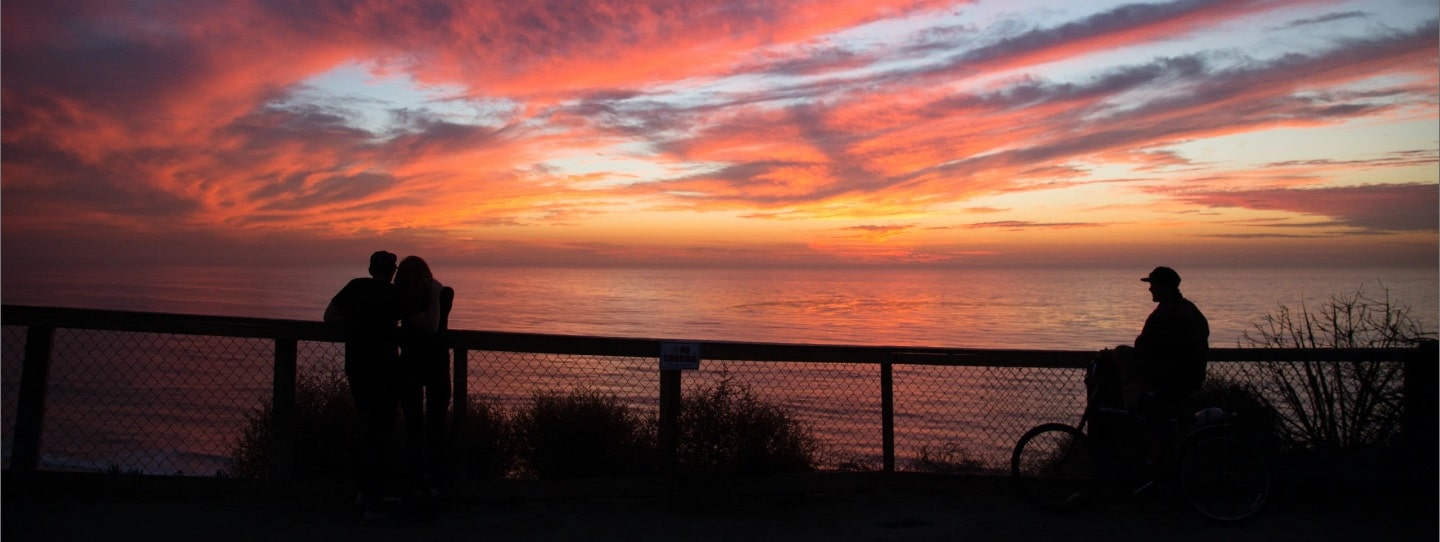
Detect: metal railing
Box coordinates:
(2, 305, 1434, 479)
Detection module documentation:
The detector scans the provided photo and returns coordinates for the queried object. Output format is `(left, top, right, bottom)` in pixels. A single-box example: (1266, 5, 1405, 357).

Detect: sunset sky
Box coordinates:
(3, 0, 1437, 274)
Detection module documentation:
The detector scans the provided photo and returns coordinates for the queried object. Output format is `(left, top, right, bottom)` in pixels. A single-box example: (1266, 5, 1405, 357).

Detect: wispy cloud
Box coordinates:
(1277, 10, 1370, 29)
(2, 0, 1435, 269)
(1178, 183, 1439, 233)
(966, 221, 1102, 231)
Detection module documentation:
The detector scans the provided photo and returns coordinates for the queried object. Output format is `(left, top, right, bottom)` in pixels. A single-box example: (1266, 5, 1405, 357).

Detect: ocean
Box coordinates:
(7, 264, 1436, 349)
(3, 264, 1436, 476)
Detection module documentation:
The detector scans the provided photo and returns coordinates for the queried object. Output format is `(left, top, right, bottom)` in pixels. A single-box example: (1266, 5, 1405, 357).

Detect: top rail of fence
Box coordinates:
(2, 304, 1429, 368)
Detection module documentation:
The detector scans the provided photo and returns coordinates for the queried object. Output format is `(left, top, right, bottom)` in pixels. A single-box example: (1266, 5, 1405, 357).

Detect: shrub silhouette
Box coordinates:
(909, 443, 987, 475)
(1194, 376, 1281, 456)
(455, 397, 515, 479)
(1242, 284, 1431, 451)
(234, 378, 823, 480)
(231, 367, 359, 480)
(511, 388, 655, 478)
(676, 378, 820, 475)
(232, 367, 516, 481)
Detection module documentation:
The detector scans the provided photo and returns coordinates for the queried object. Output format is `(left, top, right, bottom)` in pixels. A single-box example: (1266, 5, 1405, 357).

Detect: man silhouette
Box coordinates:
(325, 251, 406, 522)
(1087, 267, 1210, 476)
(1115, 266, 1210, 414)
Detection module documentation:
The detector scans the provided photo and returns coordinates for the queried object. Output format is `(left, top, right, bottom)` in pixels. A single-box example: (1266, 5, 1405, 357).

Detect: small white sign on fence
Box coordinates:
(660, 342, 701, 371)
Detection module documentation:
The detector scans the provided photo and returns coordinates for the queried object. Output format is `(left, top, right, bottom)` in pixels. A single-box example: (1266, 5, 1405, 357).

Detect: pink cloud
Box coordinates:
(1177, 183, 1439, 232)
(1, 1, 1435, 271)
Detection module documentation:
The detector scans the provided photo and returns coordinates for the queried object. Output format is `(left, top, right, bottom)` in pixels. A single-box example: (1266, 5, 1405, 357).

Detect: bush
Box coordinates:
(1193, 376, 1281, 455)
(455, 398, 516, 479)
(909, 443, 987, 475)
(1242, 283, 1431, 451)
(231, 367, 360, 479)
(511, 388, 655, 478)
(232, 378, 824, 481)
(676, 378, 820, 475)
(232, 368, 518, 481)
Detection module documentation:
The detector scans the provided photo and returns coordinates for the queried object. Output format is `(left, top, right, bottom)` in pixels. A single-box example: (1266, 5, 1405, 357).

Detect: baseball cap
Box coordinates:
(1141, 266, 1181, 286)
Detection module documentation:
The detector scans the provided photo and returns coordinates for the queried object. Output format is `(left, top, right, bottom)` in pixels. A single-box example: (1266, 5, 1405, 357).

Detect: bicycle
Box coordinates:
(1009, 361, 1271, 523)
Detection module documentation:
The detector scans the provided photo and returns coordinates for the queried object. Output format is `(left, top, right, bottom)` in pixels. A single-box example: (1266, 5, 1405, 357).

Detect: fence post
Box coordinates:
(271, 338, 297, 480)
(881, 356, 895, 473)
(1404, 339, 1438, 484)
(659, 369, 682, 474)
(12, 325, 55, 472)
(451, 347, 468, 481)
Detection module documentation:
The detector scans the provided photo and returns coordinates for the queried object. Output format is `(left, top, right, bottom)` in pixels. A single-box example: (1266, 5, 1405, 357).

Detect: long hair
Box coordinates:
(395, 255, 434, 295)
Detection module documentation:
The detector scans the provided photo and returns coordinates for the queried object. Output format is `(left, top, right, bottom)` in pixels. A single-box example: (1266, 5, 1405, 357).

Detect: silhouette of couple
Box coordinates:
(325, 251, 454, 522)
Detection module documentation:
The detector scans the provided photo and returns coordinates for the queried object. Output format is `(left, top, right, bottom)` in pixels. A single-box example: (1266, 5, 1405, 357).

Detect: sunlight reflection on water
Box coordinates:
(437, 265, 1437, 350)
(6, 265, 1434, 349)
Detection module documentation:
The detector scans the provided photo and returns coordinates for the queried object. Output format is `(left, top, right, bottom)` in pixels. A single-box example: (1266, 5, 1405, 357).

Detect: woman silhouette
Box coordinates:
(394, 255, 453, 497)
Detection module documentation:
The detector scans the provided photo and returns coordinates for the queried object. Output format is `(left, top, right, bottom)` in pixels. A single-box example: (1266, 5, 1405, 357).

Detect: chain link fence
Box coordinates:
(3, 327, 273, 475)
(2, 311, 1431, 479)
(2, 325, 25, 471)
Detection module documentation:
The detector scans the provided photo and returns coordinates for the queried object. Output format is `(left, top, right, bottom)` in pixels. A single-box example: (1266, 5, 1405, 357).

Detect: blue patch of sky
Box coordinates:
(539, 143, 690, 189)
(291, 61, 515, 136)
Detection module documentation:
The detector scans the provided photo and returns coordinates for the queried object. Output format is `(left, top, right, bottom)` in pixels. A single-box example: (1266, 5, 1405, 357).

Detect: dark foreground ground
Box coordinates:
(4, 472, 1435, 541)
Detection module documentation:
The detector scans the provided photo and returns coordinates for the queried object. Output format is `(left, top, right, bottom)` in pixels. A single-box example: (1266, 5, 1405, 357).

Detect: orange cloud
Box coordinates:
(2, 1, 1436, 271)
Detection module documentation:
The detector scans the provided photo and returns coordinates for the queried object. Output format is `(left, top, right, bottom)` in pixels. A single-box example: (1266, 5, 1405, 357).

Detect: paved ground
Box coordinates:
(4, 475, 1435, 541)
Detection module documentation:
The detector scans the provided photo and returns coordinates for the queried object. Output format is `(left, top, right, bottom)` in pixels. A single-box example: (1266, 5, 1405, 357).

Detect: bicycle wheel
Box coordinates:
(1010, 423, 1098, 512)
(1176, 433, 1270, 522)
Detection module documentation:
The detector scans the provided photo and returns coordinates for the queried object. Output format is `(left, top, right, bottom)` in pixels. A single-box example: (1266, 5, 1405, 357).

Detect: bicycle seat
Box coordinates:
(1192, 407, 1233, 428)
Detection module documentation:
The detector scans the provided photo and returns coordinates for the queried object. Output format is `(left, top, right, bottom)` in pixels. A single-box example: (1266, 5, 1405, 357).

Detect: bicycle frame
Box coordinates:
(1013, 358, 1269, 522)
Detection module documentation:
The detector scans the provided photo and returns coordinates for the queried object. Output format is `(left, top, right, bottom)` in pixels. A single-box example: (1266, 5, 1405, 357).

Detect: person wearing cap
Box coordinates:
(1084, 267, 1209, 478)
(325, 251, 408, 522)
(1116, 266, 1210, 411)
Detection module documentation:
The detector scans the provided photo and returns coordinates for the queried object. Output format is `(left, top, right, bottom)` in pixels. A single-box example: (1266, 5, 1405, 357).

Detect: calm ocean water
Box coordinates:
(3, 264, 1435, 475)
(7, 264, 1437, 349)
